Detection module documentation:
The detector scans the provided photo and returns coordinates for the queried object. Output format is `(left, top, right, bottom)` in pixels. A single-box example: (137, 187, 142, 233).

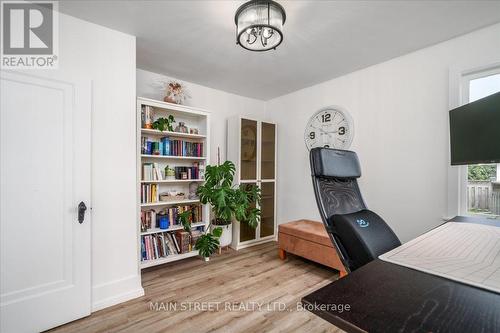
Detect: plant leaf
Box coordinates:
(195, 233, 220, 258)
(212, 227, 223, 238)
(178, 210, 191, 233)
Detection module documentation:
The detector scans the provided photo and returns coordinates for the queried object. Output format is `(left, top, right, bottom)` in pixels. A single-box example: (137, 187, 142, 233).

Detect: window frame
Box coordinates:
(447, 63, 500, 218)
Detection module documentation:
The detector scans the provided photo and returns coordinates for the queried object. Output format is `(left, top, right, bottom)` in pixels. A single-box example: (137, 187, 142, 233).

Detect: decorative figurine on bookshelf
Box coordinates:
(159, 215, 170, 230)
(164, 165, 175, 180)
(159, 191, 186, 202)
(199, 165, 205, 180)
(163, 81, 191, 105)
(188, 182, 199, 200)
(189, 128, 199, 135)
(175, 121, 188, 133)
(159, 192, 169, 202)
(141, 105, 154, 129)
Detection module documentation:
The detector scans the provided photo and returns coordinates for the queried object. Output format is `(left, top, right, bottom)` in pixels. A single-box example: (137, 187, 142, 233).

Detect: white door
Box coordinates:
(0, 71, 91, 332)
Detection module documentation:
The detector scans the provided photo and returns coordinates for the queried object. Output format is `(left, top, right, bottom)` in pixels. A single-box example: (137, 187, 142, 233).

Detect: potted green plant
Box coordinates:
(152, 115, 175, 132)
(185, 161, 261, 260)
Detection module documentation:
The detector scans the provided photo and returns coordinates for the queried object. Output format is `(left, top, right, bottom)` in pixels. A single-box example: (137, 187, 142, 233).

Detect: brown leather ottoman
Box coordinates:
(278, 219, 347, 277)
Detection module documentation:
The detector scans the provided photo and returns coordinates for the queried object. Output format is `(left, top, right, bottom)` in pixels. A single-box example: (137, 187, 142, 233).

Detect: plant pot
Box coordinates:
(203, 256, 210, 262)
(163, 96, 177, 104)
(213, 224, 232, 247)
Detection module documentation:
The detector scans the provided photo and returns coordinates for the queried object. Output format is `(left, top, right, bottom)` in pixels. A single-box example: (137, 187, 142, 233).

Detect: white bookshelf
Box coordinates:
(137, 97, 210, 269)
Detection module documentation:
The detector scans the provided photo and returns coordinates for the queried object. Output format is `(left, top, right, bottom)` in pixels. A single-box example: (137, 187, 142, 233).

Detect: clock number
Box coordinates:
(321, 114, 331, 123)
(309, 132, 315, 140)
(338, 126, 346, 135)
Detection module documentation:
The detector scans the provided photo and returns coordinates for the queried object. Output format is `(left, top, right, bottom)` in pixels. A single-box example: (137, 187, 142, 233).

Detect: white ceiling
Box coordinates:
(59, 1, 500, 100)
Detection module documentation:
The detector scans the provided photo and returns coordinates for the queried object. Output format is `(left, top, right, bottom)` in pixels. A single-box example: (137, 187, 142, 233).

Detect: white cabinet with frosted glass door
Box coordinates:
(227, 117, 277, 250)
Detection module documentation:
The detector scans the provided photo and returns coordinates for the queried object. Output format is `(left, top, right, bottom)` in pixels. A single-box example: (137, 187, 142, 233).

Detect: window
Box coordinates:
(463, 72, 500, 216)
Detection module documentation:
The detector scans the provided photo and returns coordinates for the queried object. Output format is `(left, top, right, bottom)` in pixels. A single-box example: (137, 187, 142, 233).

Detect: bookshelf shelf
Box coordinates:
(141, 154, 206, 160)
(140, 250, 200, 269)
(140, 199, 200, 207)
(137, 97, 210, 270)
(141, 128, 206, 139)
(141, 179, 204, 184)
(141, 222, 206, 236)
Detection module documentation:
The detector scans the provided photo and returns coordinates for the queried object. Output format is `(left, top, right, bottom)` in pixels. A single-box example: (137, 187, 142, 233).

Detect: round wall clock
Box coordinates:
(304, 106, 354, 150)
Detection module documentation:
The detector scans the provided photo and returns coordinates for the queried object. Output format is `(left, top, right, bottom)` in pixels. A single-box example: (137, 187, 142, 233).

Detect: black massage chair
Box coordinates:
(310, 147, 401, 273)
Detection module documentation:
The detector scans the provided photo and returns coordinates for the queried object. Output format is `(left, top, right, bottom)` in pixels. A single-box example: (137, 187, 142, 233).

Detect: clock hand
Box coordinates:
(312, 125, 339, 136)
(311, 125, 330, 135)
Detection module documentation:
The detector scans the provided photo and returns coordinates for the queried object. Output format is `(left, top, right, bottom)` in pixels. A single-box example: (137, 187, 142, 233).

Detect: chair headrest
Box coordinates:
(310, 148, 361, 179)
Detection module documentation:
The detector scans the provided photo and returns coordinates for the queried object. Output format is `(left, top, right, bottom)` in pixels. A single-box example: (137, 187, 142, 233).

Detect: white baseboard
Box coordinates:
(92, 274, 144, 312)
(231, 236, 277, 250)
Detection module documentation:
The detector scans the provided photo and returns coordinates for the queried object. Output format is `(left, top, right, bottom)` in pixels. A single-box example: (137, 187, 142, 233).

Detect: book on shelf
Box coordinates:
(141, 233, 178, 261)
(191, 229, 203, 247)
(174, 163, 200, 180)
(141, 136, 204, 157)
(141, 210, 157, 231)
(140, 218, 206, 261)
(141, 205, 203, 232)
(142, 162, 202, 181)
(158, 234, 167, 257)
(165, 233, 177, 255)
(141, 184, 159, 203)
(175, 231, 192, 253)
(142, 163, 163, 181)
(142, 234, 163, 261)
(163, 137, 170, 156)
(171, 232, 181, 253)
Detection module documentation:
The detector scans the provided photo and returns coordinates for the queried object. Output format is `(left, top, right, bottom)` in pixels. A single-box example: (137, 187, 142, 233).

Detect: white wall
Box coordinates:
(137, 69, 267, 163)
(57, 14, 142, 310)
(266, 23, 500, 242)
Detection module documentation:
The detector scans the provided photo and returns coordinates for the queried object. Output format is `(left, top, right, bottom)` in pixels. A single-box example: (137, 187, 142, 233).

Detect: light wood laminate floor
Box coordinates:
(48, 242, 343, 333)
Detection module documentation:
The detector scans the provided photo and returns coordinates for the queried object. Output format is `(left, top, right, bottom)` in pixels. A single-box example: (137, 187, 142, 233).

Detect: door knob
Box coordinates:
(78, 202, 87, 224)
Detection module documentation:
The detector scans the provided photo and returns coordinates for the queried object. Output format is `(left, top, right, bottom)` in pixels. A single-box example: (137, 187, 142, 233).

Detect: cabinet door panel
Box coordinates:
(261, 122, 275, 180)
(240, 119, 257, 180)
(260, 182, 275, 238)
(240, 183, 257, 242)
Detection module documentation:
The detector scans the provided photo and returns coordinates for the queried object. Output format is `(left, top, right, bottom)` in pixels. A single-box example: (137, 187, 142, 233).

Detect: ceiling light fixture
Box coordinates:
(234, 0, 286, 52)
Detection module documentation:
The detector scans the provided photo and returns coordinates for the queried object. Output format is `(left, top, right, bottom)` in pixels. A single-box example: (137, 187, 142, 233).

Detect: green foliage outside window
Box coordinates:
(468, 164, 497, 181)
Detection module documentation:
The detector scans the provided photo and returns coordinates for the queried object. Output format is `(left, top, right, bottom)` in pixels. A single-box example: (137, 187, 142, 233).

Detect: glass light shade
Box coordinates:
(235, 0, 286, 51)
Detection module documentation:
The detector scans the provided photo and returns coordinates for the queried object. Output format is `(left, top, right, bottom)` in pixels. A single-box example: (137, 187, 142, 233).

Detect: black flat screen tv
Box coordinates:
(449, 91, 500, 165)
